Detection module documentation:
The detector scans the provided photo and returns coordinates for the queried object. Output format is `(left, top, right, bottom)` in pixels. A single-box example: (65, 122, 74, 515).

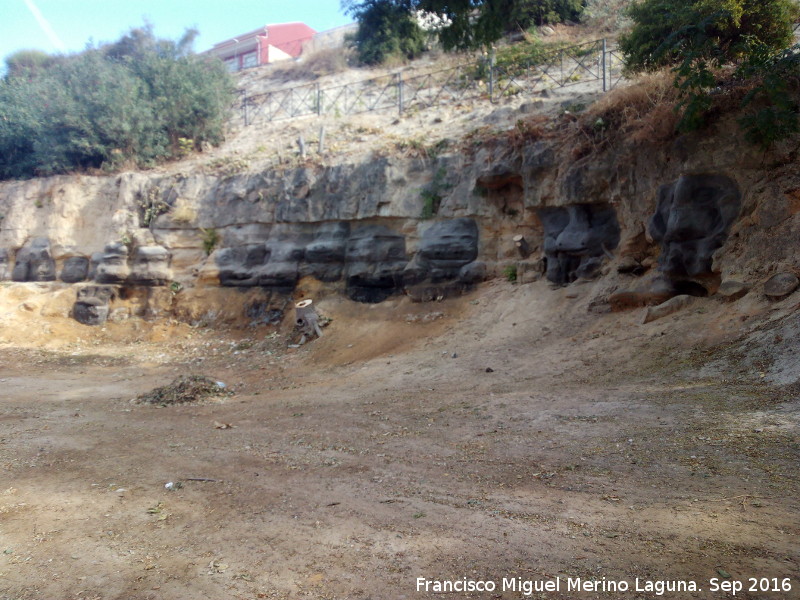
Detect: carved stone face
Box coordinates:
(305, 222, 351, 283)
(60, 256, 90, 283)
(94, 242, 130, 284)
(11, 238, 56, 282)
(130, 246, 171, 285)
(344, 225, 407, 303)
(538, 204, 620, 285)
(216, 245, 265, 287)
(418, 218, 479, 266)
(649, 174, 741, 278)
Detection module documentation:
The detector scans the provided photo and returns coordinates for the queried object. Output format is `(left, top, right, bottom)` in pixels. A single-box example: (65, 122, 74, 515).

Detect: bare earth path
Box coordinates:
(1, 281, 798, 599)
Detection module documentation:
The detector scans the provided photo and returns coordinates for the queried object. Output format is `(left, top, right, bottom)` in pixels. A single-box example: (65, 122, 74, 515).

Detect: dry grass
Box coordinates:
(170, 197, 198, 224)
(579, 70, 681, 147)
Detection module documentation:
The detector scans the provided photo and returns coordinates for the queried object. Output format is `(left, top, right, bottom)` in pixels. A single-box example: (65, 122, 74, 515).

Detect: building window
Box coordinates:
(224, 57, 238, 72)
(242, 51, 258, 69)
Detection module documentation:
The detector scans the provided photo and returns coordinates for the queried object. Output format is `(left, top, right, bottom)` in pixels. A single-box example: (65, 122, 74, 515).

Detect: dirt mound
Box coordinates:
(135, 375, 232, 405)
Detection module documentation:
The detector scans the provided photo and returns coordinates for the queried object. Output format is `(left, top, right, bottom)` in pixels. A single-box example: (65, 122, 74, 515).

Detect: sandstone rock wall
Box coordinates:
(0, 116, 798, 325)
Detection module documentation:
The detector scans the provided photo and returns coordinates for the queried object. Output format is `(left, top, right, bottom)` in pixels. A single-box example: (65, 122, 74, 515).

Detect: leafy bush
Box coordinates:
(428, 0, 585, 49)
(201, 227, 220, 256)
(621, 0, 797, 72)
(619, 0, 799, 141)
(582, 0, 634, 31)
(344, 1, 586, 58)
(503, 264, 518, 282)
(508, 0, 586, 28)
(737, 42, 800, 148)
(3, 49, 56, 76)
(0, 27, 234, 180)
(345, 0, 427, 65)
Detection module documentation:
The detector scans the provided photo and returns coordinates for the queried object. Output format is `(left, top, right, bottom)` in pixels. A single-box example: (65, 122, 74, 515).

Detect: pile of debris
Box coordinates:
(136, 375, 232, 405)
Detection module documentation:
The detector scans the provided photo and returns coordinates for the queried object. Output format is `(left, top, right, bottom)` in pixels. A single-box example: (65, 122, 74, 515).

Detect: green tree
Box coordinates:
(343, 1, 587, 57)
(619, 0, 799, 136)
(620, 0, 797, 72)
(3, 49, 55, 77)
(345, 0, 427, 64)
(421, 0, 585, 49)
(0, 27, 234, 179)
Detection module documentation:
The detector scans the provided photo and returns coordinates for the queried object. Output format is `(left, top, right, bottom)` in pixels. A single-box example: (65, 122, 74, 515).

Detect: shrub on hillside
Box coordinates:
(620, 0, 797, 72)
(619, 0, 800, 143)
(737, 42, 800, 147)
(344, 1, 588, 62)
(3, 49, 56, 76)
(346, 0, 428, 65)
(0, 27, 234, 180)
(582, 0, 633, 31)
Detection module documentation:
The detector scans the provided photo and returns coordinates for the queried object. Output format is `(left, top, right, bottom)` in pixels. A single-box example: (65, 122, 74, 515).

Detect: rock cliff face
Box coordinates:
(0, 115, 797, 325)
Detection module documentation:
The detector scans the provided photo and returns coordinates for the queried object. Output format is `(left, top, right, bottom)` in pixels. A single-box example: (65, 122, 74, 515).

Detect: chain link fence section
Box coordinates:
(237, 38, 629, 126)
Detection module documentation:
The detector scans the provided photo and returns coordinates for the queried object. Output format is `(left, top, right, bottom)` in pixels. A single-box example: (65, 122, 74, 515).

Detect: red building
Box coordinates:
(206, 23, 316, 71)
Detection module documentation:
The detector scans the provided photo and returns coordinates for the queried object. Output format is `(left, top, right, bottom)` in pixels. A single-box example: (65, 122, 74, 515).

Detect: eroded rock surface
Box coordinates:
(764, 272, 799, 299)
(211, 219, 482, 303)
(94, 243, 130, 284)
(130, 246, 172, 286)
(344, 225, 407, 303)
(649, 174, 741, 281)
(60, 256, 90, 283)
(260, 228, 309, 289)
(305, 222, 350, 282)
(73, 285, 116, 326)
(538, 204, 620, 285)
(11, 238, 56, 282)
(405, 218, 482, 301)
(0, 248, 9, 280)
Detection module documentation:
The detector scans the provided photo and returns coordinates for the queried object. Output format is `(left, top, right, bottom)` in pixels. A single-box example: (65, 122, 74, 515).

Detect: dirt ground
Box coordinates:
(0, 280, 798, 600)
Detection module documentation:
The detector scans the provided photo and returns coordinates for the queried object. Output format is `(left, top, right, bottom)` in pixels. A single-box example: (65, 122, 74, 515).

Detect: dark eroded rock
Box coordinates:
(87, 252, 104, 282)
(259, 230, 309, 288)
(538, 204, 620, 285)
(11, 238, 56, 282)
(0, 248, 9, 280)
(716, 280, 750, 302)
(764, 272, 799, 299)
(73, 285, 116, 326)
(649, 174, 741, 280)
(130, 246, 172, 286)
(217, 244, 267, 287)
(60, 256, 90, 283)
(94, 242, 130, 284)
(305, 222, 351, 282)
(345, 225, 407, 303)
(405, 218, 481, 301)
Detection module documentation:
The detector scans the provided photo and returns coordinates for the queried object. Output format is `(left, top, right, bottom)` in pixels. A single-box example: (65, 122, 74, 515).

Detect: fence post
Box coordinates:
(241, 90, 248, 127)
(397, 72, 404, 114)
(602, 38, 607, 93)
(489, 47, 496, 102)
(316, 83, 322, 116)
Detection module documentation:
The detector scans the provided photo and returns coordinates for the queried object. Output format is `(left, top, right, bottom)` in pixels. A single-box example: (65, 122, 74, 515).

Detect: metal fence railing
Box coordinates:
(237, 38, 627, 126)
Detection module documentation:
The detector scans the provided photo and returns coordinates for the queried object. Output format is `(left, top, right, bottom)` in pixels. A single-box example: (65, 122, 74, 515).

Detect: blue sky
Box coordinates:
(1, 0, 353, 62)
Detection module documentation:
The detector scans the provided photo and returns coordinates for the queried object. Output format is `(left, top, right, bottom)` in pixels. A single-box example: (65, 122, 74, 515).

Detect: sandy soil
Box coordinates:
(0, 281, 798, 600)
